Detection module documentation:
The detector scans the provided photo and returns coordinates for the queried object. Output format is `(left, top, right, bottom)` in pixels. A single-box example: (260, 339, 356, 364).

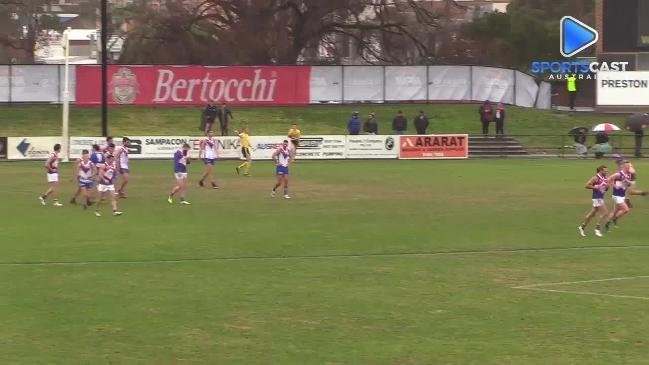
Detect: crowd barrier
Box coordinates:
(1, 135, 469, 161)
(0, 64, 551, 109)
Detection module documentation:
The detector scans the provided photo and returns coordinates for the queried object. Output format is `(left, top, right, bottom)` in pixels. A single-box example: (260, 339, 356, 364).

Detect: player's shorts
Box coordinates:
(174, 172, 188, 180)
(613, 195, 627, 205)
(592, 198, 605, 207)
(203, 158, 215, 165)
(98, 184, 115, 192)
(47, 173, 59, 183)
(241, 147, 251, 159)
(94, 163, 105, 170)
(79, 180, 94, 189)
(276, 165, 289, 176)
(119, 167, 129, 175)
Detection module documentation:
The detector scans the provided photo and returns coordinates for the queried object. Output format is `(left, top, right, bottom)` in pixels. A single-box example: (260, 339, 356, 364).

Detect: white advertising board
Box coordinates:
(597, 71, 649, 106)
(8, 137, 63, 160)
(346, 135, 398, 159)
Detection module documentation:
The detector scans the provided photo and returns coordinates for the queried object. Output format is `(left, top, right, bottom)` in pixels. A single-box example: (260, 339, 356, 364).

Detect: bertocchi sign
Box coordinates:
(76, 65, 312, 106)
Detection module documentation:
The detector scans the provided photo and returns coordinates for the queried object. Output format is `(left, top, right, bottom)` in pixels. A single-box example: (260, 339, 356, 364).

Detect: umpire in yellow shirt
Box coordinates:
(287, 123, 301, 159)
(236, 127, 252, 176)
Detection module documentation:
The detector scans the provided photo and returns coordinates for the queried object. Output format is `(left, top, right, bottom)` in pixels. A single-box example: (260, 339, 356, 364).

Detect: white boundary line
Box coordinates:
(513, 275, 649, 289)
(513, 276, 649, 301)
(514, 287, 649, 301)
(1, 244, 649, 267)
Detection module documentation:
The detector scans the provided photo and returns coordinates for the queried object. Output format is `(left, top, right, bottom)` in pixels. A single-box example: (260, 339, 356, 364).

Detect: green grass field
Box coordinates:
(2, 103, 641, 154)
(2, 159, 649, 364)
(0, 103, 616, 135)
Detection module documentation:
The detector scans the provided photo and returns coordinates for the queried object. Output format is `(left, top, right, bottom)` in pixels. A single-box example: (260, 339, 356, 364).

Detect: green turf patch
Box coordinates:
(1, 160, 649, 363)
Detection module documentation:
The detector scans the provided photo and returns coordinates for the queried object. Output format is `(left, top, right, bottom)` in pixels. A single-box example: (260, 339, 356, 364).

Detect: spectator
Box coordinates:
(217, 103, 234, 136)
(348, 111, 361, 135)
(495, 103, 506, 136)
(414, 110, 429, 135)
(593, 132, 611, 159)
(392, 110, 408, 135)
(567, 75, 577, 110)
(201, 103, 217, 133)
(479, 101, 493, 136)
(364, 112, 378, 134)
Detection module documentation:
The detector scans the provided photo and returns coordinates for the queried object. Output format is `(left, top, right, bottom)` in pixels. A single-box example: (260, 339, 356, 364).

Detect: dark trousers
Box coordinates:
(635, 131, 644, 158)
(219, 121, 228, 136)
(495, 119, 504, 135)
(416, 129, 427, 135)
(569, 91, 577, 110)
(481, 120, 490, 136)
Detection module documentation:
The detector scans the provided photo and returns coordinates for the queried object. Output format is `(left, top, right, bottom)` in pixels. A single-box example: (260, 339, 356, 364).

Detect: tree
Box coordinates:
(0, 0, 61, 63)
(463, 0, 595, 70)
(118, 0, 454, 65)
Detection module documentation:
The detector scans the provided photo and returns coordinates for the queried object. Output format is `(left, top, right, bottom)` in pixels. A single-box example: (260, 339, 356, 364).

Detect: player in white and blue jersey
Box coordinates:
(198, 130, 219, 189)
(168, 143, 192, 205)
(95, 153, 122, 217)
(271, 140, 292, 199)
(39, 144, 63, 207)
(605, 161, 646, 231)
(70, 149, 96, 209)
(90, 144, 105, 170)
(578, 165, 609, 237)
(114, 137, 131, 198)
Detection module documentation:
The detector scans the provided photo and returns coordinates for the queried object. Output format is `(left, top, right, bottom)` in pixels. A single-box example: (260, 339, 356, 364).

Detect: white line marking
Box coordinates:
(1, 244, 649, 267)
(513, 275, 649, 289)
(514, 287, 649, 301)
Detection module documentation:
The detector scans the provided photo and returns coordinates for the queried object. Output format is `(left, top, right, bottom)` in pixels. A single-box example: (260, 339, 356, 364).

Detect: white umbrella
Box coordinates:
(592, 123, 621, 132)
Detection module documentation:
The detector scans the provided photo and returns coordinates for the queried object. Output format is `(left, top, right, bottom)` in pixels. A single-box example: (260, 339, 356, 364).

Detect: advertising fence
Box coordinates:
(399, 135, 469, 159)
(0, 64, 551, 109)
(7, 137, 64, 160)
(9, 135, 459, 161)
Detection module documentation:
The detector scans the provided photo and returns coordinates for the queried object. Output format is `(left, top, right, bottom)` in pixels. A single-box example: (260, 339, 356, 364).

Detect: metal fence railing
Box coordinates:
(480, 134, 649, 159)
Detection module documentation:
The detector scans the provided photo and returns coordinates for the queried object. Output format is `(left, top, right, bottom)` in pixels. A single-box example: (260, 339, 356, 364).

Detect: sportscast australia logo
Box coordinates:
(531, 16, 628, 80)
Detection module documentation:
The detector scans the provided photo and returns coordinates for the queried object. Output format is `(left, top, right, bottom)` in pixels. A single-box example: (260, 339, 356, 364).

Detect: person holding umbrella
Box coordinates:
(591, 123, 619, 159)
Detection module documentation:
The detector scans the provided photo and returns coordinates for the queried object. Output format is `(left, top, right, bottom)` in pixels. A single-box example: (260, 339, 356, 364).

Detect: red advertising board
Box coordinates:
(76, 65, 311, 106)
(399, 134, 469, 159)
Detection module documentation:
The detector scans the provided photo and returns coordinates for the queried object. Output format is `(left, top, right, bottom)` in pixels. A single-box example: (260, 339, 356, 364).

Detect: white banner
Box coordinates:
(428, 66, 471, 101)
(385, 66, 427, 101)
(536, 81, 552, 110)
(0, 65, 9, 102)
(8, 137, 63, 160)
(70, 136, 240, 159)
(310, 66, 342, 103)
(249, 136, 285, 160)
(59, 65, 77, 102)
(343, 66, 384, 101)
(346, 135, 398, 159)
(69, 137, 107, 159)
(133, 136, 244, 159)
(294, 135, 346, 159)
(514, 71, 539, 108)
(10, 65, 60, 102)
(471, 66, 514, 104)
(597, 71, 649, 106)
